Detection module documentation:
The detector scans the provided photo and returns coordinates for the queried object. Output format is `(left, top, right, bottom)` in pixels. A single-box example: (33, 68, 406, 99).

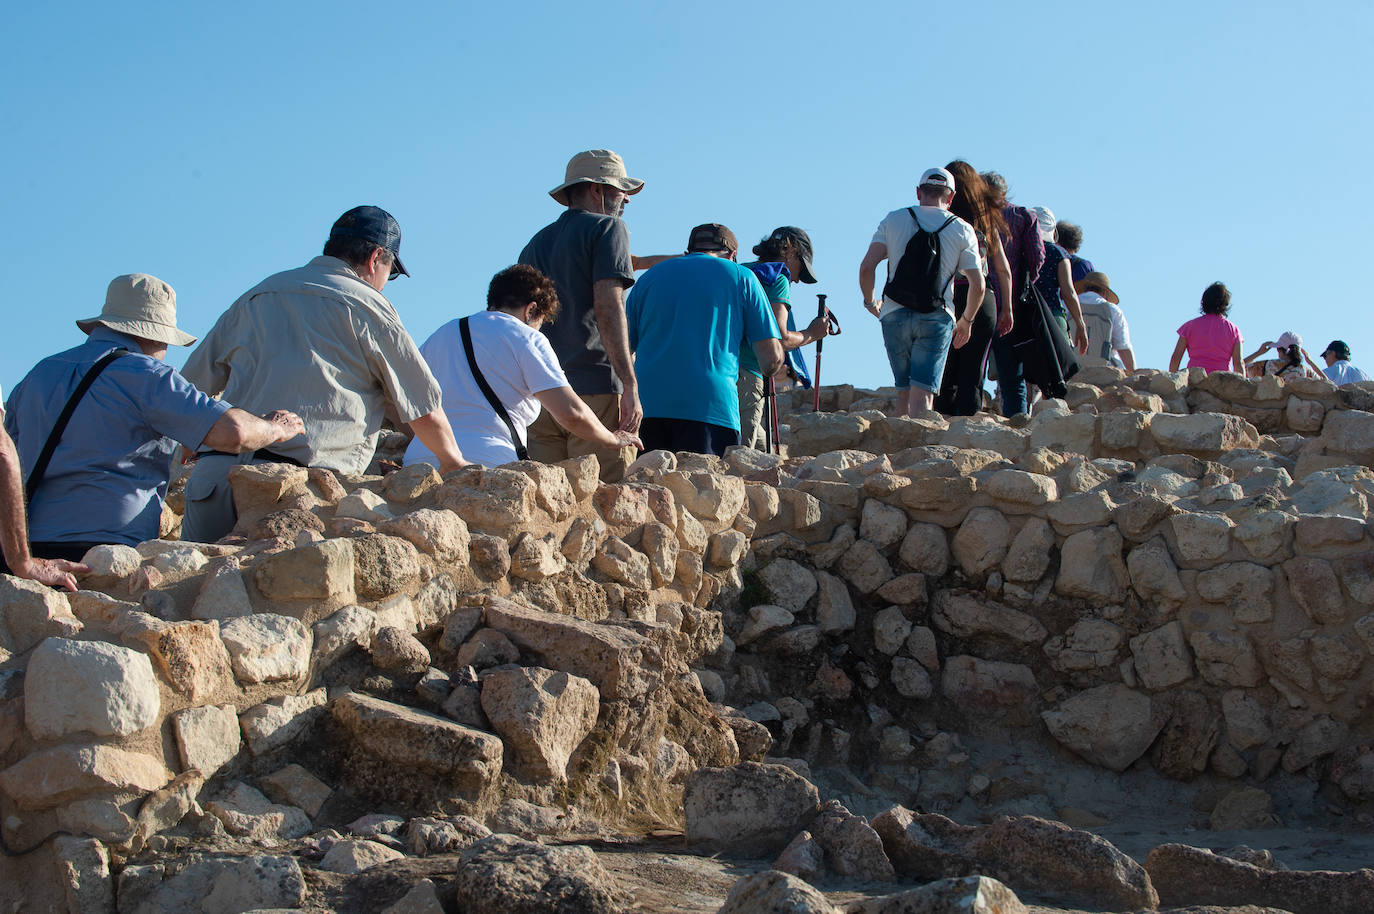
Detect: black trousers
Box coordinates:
(935, 283, 997, 416)
(640, 417, 739, 458)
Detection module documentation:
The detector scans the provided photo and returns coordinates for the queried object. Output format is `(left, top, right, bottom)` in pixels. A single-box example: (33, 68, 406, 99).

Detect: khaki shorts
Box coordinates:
(526, 392, 633, 482)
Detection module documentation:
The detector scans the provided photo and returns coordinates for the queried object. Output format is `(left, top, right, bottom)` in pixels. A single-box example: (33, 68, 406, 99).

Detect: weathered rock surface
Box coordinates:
(1146, 843, 1374, 914)
(684, 762, 820, 854)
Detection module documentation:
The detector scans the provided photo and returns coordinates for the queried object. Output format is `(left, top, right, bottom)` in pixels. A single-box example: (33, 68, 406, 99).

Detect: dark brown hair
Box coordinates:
(488, 264, 561, 323)
(1200, 281, 1231, 316)
(945, 160, 1007, 240)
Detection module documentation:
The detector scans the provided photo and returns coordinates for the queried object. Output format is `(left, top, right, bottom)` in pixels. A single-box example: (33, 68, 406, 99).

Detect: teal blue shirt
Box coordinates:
(738, 261, 791, 379)
(627, 254, 781, 430)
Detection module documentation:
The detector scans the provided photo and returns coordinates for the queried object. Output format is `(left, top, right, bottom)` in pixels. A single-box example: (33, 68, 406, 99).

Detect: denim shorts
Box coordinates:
(881, 307, 955, 393)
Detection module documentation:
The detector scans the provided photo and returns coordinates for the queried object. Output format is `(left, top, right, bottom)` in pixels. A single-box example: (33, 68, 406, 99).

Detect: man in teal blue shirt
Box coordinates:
(626, 224, 783, 457)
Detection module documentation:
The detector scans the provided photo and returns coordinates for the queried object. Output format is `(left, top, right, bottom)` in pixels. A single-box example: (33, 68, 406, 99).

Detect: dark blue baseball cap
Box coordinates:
(329, 205, 409, 279)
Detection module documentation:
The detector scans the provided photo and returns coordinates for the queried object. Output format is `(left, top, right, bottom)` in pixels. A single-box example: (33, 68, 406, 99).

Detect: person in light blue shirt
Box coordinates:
(4, 274, 303, 559)
(626, 224, 783, 456)
(1320, 340, 1371, 386)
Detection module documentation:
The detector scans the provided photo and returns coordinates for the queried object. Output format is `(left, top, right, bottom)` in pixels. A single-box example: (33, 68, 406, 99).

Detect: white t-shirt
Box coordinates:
(1078, 291, 1132, 368)
(872, 205, 982, 318)
(405, 310, 568, 468)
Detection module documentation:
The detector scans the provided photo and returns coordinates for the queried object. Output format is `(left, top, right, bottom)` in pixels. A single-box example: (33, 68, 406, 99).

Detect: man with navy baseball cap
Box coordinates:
(1320, 340, 1370, 385)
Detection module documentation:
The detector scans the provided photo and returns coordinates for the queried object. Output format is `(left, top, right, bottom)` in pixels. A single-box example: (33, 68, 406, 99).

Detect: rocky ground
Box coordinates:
(2, 365, 1373, 913)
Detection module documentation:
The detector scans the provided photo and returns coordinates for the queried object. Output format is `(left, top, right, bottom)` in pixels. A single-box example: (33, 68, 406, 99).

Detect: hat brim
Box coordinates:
(1072, 278, 1119, 305)
(798, 257, 818, 284)
(548, 175, 645, 206)
(390, 251, 409, 279)
(76, 316, 197, 347)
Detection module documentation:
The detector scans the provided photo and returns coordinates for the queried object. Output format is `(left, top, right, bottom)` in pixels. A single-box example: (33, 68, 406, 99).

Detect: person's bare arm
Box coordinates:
(1169, 337, 1188, 372)
(752, 339, 785, 378)
(592, 278, 641, 433)
(952, 270, 986, 350)
(1057, 259, 1087, 353)
(775, 301, 830, 351)
(0, 425, 85, 591)
(989, 234, 1014, 336)
(1118, 348, 1137, 372)
(860, 242, 887, 318)
(1244, 341, 1274, 365)
(1299, 347, 1326, 377)
(200, 408, 305, 453)
(632, 254, 678, 271)
(408, 410, 470, 474)
(534, 387, 642, 451)
(1231, 342, 1245, 374)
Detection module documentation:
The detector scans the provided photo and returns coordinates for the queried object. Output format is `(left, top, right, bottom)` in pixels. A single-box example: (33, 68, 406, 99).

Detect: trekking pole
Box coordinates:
(811, 294, 828, 412)
(766, 375, 780, 454)
(762, 376, 774, 454)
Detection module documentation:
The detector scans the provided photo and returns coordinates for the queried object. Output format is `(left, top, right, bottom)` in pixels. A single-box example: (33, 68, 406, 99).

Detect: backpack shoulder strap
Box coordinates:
(25, 347, 129, 503)
(460, 317, 528, 461)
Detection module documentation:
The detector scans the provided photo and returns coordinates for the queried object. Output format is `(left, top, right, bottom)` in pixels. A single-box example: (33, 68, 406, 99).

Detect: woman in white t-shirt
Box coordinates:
(405, 265, 641, 468)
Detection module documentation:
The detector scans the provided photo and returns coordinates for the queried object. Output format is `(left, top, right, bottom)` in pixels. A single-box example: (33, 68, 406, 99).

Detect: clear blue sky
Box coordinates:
(4, 1, 1372, 399)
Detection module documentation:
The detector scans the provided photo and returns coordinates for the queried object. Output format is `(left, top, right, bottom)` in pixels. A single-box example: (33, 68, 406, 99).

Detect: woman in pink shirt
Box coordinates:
(1169, 282, 1244, 374)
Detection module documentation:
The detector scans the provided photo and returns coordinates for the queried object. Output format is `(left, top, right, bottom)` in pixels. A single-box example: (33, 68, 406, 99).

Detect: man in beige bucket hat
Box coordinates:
(518, 150, 674, 481)
(3, 274, 304, 562)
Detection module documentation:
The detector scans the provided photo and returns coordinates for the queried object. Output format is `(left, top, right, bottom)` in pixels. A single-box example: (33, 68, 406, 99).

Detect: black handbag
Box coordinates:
(1009, 267, 1078, 399)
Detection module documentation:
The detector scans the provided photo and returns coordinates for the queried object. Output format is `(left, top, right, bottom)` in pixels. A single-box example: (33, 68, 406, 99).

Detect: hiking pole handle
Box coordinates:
(812, 294, 827, 412)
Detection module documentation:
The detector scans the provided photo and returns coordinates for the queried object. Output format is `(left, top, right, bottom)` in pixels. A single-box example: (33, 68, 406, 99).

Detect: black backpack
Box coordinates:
(883, 208, 958, 313)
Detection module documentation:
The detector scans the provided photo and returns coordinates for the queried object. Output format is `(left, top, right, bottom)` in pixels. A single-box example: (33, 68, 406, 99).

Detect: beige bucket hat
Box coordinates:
(549, 149, 644, 205)
(76, 273, 198, 347)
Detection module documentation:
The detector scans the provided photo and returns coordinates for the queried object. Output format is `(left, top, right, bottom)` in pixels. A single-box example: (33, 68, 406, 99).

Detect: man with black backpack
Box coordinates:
(860, 167, 985, 417)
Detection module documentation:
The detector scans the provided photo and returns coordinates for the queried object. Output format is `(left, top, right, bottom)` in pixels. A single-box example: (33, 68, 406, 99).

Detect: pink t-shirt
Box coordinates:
(1177, 314, 1242, 373)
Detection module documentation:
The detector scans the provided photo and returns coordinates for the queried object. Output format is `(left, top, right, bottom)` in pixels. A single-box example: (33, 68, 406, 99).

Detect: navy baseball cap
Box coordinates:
(1323, 340, 1352, 360)
(329, 205, 409, 279)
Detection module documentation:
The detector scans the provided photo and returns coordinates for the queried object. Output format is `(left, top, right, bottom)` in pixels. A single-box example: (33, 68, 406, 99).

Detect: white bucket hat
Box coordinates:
(76, 274, 197, 347)
(549, 149, 644, 205)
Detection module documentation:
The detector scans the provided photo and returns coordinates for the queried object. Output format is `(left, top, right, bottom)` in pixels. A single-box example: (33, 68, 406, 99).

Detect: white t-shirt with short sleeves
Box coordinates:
(872, 205, 982, 318)
(404, 310, 568, 468)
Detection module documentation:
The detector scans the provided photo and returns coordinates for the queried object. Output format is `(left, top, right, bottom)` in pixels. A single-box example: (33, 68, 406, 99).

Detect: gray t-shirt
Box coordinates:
(518, 209, 635, 395)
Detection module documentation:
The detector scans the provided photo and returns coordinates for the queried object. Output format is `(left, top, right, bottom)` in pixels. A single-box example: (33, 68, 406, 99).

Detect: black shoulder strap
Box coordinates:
(935, 215, 960, 299)
(25, 348, 129, 503)
(459, 317, 528, 461)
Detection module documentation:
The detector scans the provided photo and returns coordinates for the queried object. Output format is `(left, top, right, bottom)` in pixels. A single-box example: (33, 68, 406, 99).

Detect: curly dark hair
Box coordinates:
(1200, 281, 1231, 316)
(945, 160, 1007, 241)
(487, 264, 561, 323)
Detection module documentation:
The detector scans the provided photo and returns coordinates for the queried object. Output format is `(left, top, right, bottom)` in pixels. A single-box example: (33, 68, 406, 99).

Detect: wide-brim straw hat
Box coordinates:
(1073, 271, 1120, 305)
(549, 149, 644, 205)
(76, 273, 197, 347)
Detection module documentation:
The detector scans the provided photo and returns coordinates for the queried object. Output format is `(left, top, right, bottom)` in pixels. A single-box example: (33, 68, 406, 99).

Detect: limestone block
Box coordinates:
(1113, 492, 1178, 542)
(220, 613, 310, 684)
(0, 575, 81, 653)
(1286, 397, 1325, 433)
(1150, 412, 1258, 460)
(380, 508, 470, 564)
(320, 838, 405, 873)
(1126, 538, 1187, 610)
(433, 465, 537, 537)
(934, 593, 1047, 645)
(454, 629, 520, 670)
(0, 743, 170, 810)
(1189, 630, 1263, 687)
(313, 604, 378, 668)
(333, 692, 503, 798)
(1283, 557, 1347, 624)
(846, 876, 1025, 914)
(951, 507, 1010, 576)
(480, 666, 599, 782)
(1194, 562, 1275, 623)
(1295, 514, 1365, 551)
(860, 498, 908, 549)
(1002, 517, 1053, 584)
(940, 656, 1037, 710)
(593, 482, 655, 530)
(1100, 410, 1148, 452)
(1233, 509, 1294, 563)
(125, 618, 235, 702)
(1047, 619, 1125, 672)
(1168, 512, 1235, 564)
(1356, 613, 1374, 656)
(239, 689, 328, 755)
(81, 543, 142, 579)
(1129, 622, 1193, 690)
(172, 704, 241, 776)
(54, 835, 115, 914)
(722, 869, 835, 913)
(192, 558, 254, 620)
(873, 607, 913, 656)
(737, 605, 795, 646)
(1029, 412, 1097, 455)
(1042, 684, 1165, 771)
(371, 626, 430, 673)
(660, 471, 747, 534)
(511, 459, 577, 521)
(252, 538, 356, 605)
(674, 504, 710, 554)
(837, 539, 894, 594)
(1321, 408, 1374, 461)
(351, 533, 422, 600)
(890, 657, 934, 700)
(898, 474, 979, 515)
(875, 573, 927, 606)
(1221, 690, 1270, 751)
(382, 461, 441, 503)
(25, 638, 160, 740)
(815, 571, 856, 634)
(1291, 469, 1369, 518)
(706, 529, 747, 569)
(1283, 716, 1349, 772)
(898, 523, 949, 576)
(683, 762, 819, 853)
(905, 625, 939, 670)
(1055, 526, 1128, 602)
(483, 598, 663, 699)
(454, 834, 626, 914)
(1309, 633, 1363, 681)
(591, 535, 652, 591)
(205, 781, 311, 843)
(985, 469, 1059, 510)
(509, 531, 568, 582)
(336, 488, 393, 523)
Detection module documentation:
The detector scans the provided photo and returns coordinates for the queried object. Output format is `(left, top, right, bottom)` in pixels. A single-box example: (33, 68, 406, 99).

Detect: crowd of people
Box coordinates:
(1, 149, 1369, 591)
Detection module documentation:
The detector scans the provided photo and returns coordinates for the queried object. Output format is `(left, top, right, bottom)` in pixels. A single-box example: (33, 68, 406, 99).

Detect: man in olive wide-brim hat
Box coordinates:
(518, 150, 676, 481)
(3, 274, 303, 562)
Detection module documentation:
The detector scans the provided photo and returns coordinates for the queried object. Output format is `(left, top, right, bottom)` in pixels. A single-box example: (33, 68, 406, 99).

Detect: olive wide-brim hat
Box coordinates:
(75, 273, 198, 347)
(549, 149, 644, 205)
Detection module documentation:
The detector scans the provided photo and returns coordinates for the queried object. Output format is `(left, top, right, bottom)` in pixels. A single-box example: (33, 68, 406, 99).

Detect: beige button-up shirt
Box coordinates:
(183, 256, 441, 475)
